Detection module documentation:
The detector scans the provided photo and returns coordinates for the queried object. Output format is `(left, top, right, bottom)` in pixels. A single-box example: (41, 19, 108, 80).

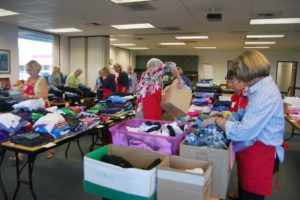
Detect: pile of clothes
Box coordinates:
(185, 123, 229, 149)
(126, 121, 185, 137)
(0, 113, 30, 143)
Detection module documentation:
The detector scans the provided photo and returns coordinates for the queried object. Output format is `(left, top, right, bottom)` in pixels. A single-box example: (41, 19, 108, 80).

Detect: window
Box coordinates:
(18, 29, 54, 80)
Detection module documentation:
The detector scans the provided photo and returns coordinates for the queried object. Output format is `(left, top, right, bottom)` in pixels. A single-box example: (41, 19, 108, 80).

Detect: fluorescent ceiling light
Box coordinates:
(46, 28, 82, 33)
(112, 43, 136, 46)
(111, 0, 150, 3)
(159, 42, 185, 45)
(111, 23, 154, 29)
(246, 34, 285, 38)
(193, 46, 217, 49)
(245, 41, 276, 45)
(129, 47, 149, 50)
(110, 38, 118, 41)
(175, 36, 209, 40)
(0, 8, 19, 17)
(244, 46, 270, 49)
(250, 18, 300, 25)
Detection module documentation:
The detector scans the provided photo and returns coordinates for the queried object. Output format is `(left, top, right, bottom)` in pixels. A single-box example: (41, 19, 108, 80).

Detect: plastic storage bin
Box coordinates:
(109, 118, 191, 155)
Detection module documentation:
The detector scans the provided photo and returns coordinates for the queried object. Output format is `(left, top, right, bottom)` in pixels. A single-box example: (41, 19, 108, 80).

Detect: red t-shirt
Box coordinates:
(230, 91, 248, 112)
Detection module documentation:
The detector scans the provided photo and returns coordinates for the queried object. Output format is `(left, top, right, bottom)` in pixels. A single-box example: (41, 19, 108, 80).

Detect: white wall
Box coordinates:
(70, 37, 86, 84)
(59, 35, 70, 74)
(69, 36, 110, 88)
(135, 49, 300, 86)
(110, 46, 131, 72)
(87, 37, 110, 88)
(0, 23, 19, 83)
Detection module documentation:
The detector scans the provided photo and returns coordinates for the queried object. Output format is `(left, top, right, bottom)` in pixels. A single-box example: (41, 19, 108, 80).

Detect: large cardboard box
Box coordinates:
(161, 79, 192, 117)
(157, 156, 212, 200)
(180, 142, 232, 199)
(84, 145, 167, 200)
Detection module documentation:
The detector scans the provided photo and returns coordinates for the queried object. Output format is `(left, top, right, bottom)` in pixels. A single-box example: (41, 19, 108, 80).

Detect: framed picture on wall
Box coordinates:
(0, 49, 11, 74)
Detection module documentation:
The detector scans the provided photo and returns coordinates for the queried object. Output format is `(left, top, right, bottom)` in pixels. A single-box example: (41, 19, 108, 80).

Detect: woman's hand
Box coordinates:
(177, 78, 184, 89)
(200, 117, 218, 127)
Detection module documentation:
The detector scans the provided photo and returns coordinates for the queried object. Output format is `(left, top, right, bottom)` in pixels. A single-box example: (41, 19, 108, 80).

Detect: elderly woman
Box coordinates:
(137, 58, 184, 120)
(48, 66, 62, 88)
(201, 50, 284, 200)
(113, 63, 129, 93)
(65, 68, 82, 88)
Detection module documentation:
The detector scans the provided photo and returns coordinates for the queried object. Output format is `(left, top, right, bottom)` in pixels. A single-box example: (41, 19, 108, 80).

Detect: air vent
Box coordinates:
(257, 13, 274, 17)
(159, 27, 182, 31)
(207, 13, 222, 21)
(120, 2, 155, 11)
(135, 37, 145, 40)
(90, 22, 101, 26)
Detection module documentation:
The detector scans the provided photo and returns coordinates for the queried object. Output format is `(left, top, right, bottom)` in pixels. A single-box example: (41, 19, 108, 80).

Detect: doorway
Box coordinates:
(276, 61, 297, 96)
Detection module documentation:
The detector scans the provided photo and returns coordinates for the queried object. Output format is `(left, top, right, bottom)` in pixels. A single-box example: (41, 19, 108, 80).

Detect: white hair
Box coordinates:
(146, 58, 163, 69)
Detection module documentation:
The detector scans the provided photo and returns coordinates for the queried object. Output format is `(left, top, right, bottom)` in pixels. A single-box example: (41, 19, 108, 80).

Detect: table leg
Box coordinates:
(13, 153, 37, 200)
(0, 149, 8, 200)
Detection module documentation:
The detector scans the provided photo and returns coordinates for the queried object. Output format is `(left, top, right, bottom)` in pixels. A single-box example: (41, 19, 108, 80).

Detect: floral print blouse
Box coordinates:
(137, 63, 176, 112)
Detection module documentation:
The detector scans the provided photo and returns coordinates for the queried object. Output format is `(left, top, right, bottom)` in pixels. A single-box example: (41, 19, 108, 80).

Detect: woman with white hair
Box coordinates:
(65, 68, 82, 88)
(137, 58, 184, 120)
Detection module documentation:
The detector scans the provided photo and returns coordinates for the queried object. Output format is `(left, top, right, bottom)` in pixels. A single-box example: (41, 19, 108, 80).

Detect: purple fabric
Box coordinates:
(109, 118, 191, 155)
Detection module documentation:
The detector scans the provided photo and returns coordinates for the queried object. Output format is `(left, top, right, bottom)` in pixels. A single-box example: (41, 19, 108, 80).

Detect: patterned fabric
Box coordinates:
(137, 64, 175, 113)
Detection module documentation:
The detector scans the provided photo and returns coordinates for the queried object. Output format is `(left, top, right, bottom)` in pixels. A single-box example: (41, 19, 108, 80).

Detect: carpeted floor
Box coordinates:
(1, 123, 299, 200)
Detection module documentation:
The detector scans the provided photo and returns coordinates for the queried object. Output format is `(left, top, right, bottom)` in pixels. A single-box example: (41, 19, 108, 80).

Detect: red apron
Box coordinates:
(237, 141, 275, 196)
(117, 83, 128, 93)
(142, 89, 162, 120)
(102, 87, 113, 100)
(23, 83, 50, 108)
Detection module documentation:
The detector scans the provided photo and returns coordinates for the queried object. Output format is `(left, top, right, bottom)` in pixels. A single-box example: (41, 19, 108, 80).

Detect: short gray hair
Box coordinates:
(146, 58, 163, 69)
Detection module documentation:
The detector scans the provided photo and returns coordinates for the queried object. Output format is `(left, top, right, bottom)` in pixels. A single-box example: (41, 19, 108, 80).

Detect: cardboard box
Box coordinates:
(180, 142, 232, 199)
(161, 79, 192, 117)
(157, 156, 212, 200)
(84, 145, 167, 200)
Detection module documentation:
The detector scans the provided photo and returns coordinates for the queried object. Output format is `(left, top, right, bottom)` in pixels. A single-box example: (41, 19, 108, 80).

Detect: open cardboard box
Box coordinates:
(84, 144, 167, 200)
(180, 142, 233, 199)
(157, 155, 212, 200)
(161, 79, 192, 117)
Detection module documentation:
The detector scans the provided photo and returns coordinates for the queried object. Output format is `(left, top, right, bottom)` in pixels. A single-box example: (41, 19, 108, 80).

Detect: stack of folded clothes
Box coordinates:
(0, 113, 31, 143)
(10, 133, 51, 147)
(33, 113, 70, 139)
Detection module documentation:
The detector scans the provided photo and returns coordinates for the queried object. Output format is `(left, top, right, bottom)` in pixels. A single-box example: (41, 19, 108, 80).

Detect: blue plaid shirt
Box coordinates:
(225, 76, 285, 162)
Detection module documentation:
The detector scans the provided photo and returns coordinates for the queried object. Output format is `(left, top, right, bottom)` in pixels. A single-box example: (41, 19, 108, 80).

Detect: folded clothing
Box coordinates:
(106, 95, 128, 104)
(13, 98, 45, 111)
(64, 114, 83, 131)
(97, 107, 122, 115)
(34, 113, 66, 133)
(10, 133, 51, 147)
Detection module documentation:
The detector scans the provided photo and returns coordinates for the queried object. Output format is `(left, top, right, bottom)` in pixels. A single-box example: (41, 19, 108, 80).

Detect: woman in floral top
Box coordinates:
(137, 58, 184, 120)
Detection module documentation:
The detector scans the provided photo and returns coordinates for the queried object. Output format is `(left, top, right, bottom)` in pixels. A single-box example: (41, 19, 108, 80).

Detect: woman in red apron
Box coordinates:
(100, 67, 116, 99)
(136, 58, 184, 120)
(113, 63, 129, 93)
(201, 50, 285, 200)
(24, 60, 53, 158)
